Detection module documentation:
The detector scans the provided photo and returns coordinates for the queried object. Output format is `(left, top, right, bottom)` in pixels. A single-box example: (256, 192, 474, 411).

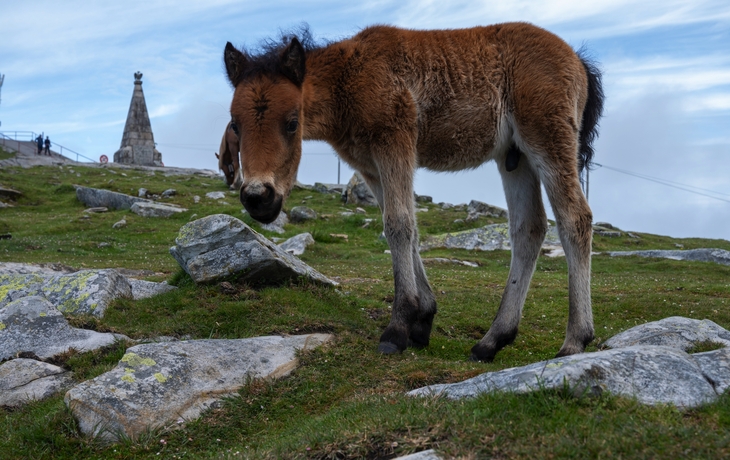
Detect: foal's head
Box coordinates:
(224, 38, 305, 224)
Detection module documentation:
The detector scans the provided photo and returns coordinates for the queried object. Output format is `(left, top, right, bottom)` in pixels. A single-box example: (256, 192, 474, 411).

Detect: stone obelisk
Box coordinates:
(113, 72, 163, 166)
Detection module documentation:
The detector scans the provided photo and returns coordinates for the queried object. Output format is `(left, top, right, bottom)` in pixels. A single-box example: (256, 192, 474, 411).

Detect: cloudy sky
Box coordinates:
(1, 1, 728, 240)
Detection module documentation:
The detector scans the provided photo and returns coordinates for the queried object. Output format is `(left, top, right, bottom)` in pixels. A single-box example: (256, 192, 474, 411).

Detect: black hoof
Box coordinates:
(470, 343, 496, 363)
(378, 341, 402, 355)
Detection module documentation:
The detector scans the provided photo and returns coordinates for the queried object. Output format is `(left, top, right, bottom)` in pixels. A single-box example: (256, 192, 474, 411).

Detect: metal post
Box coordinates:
(337, 159, 341, 184)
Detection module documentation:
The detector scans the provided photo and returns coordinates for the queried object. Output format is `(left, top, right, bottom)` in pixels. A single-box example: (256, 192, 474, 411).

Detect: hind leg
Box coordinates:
(540, 162, 594, 357)
(471, 152, 547, 362)
(361, 167, 436, 353)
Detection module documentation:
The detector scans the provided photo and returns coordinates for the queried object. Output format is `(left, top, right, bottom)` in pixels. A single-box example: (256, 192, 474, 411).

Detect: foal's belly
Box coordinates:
(415, 99, 505, 172)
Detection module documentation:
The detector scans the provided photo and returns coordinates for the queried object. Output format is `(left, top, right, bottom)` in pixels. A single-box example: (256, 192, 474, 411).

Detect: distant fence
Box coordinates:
(0, 131, 98, 163)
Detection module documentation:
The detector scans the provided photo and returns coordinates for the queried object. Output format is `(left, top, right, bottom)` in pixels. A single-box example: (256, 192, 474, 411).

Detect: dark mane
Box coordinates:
(228, 24, 325, 82)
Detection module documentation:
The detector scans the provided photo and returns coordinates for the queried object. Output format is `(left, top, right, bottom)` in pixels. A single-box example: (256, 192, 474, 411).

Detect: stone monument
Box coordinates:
(113, 72, 163, 166)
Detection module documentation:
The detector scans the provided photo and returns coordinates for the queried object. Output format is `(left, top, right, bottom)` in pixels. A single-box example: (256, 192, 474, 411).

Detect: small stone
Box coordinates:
(206, 191, 226, 200)
(355, 207, 367, 214)
(279, 233, 315, 256)
(161, 189, 177, 198)
(84, 207, 108, 213)
(193, 195, 200, 203)
(112, 219, 127, 229)
(289, 206, 317, 223)
(98, 242, 111, 248)
(131, 202, 187, 218)
(138, 188, 148, 197)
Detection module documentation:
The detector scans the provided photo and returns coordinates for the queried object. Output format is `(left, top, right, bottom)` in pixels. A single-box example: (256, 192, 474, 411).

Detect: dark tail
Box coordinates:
(576, 49, 605, 175)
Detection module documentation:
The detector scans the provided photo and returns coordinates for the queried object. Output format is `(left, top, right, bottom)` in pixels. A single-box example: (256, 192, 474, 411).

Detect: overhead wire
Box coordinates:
(593, 162, 730, 204)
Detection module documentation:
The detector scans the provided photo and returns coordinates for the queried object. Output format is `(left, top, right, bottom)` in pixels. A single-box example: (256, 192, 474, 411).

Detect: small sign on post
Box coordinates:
(100, 155, 109, 164)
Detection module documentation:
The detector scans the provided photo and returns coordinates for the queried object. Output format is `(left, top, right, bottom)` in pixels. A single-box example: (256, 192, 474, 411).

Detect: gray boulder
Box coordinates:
(0, 358, 74, 408)
(65, 334, 333, 441)
(608, 248, 730, 266)
(161, 189, 176, 198)
(409, 345, 717, 408)
(343, 173, 378, 207)
(130, 201, 187, 218)
(604, 317, 730, 351)
(466, 200, 507, 220)
(693, 348, 730, 395)
(170, 214, 336, 286)
(0, 296, 128, 361)
(75, 186, 150, 210)
(279, 232, 315, 256)
(0, 269, 132, 317)
(289, 206, 317, 223)
(419, 223, 561, 252)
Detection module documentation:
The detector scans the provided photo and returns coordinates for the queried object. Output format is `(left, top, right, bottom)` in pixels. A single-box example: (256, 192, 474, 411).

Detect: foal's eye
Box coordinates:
(285, 119, 298, 134)
(230, 121, 239, 136)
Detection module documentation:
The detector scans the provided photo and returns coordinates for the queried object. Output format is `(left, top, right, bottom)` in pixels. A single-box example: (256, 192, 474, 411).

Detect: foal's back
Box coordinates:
(342, 23, 587, 172)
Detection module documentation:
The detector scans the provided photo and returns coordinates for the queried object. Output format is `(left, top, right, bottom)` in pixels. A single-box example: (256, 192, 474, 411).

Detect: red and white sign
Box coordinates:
(99, 155, 109, 164)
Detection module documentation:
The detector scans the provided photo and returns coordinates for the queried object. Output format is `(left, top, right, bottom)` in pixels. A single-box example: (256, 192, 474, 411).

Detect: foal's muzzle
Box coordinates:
(240, 182, 282, 224)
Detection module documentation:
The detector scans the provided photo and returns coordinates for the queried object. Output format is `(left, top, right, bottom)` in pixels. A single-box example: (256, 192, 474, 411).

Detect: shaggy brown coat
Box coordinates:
(224, 22, 604, 361)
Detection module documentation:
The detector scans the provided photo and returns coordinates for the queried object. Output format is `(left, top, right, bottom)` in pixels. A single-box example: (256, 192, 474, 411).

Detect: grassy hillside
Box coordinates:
(1, 162, 730, 459)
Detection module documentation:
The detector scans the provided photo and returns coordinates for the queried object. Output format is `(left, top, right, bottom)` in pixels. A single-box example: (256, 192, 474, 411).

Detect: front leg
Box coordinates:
(361, 162, 424, 354)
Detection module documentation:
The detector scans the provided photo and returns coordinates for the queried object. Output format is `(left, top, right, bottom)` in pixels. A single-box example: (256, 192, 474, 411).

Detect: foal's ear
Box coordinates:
(279, 37, 306, 86)
(224, 42, 248, 86)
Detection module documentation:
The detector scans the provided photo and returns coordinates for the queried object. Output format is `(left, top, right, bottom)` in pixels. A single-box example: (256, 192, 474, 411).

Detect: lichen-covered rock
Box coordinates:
(343, 173, 378, 207)
(75, 186, 150, 210)
(0, 269, 132, 317)
(419, 223, 561, 252)
(604, 317, 730, 351)
(279, 232, 315, 256)
(65, 334, 333, 441)
(0, 358, 74, 407)
(0, 296, 128, 361)
(409, 345, 717, 408)
(130, 201, 187, 218)
(608, 248, 730, 266)
(170, 214, 336, 286)
(289, 206, 317, 223)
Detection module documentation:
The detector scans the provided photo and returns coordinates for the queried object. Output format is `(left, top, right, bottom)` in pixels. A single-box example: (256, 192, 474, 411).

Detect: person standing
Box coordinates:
(44, 136, 51, 155)
(36, 134, 43, 154)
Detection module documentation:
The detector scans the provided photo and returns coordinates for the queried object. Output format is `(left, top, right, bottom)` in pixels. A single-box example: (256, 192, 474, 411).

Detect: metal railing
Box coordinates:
(0, 131, 98, 163)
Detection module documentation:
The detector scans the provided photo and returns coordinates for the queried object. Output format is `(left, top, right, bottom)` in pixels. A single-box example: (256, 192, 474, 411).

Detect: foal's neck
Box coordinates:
(301, 42, 352, 143)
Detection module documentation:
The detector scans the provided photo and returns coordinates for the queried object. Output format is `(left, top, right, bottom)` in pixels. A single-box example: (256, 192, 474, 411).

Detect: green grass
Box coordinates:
(1, 163, 730, 459)
(0, 146, 16, 161)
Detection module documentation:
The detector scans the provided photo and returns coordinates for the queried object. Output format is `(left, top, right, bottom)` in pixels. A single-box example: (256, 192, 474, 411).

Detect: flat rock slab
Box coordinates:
(419, 223, 561, 252)
(0, 296, 127, 361)
(170, 214, 336, 286)
(0, 358, 74, 408)
(75, 185, 151, 210)
(65, 333, 333, 441)
(409, 345, 718, 408)
(130, 201, 187, 217)
(604, 316, 730, 350)
(467, 200, 507, 219)
(608, 248, 730, 266)
(0, 269, 132, 316)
